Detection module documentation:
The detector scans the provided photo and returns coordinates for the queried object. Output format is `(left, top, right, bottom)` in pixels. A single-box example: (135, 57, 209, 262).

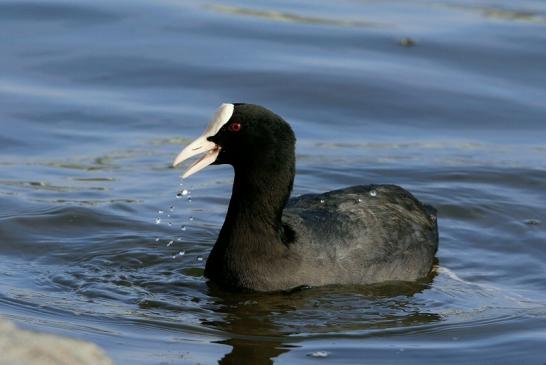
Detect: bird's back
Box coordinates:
(283, 184, 438, 286)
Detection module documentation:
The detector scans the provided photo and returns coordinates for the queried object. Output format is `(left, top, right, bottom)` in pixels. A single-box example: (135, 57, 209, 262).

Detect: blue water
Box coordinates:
(1, 0, 545, 364)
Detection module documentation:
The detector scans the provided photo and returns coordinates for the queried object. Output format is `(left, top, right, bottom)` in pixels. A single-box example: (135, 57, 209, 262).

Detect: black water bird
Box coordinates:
(173, 103, 438, 292)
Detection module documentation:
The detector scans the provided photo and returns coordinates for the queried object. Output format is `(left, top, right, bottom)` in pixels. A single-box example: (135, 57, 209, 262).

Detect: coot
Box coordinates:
(173, 103, 438, 292)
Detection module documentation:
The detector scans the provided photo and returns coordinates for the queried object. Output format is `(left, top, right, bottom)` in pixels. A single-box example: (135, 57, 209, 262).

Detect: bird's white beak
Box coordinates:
(172, 103, 234, 179)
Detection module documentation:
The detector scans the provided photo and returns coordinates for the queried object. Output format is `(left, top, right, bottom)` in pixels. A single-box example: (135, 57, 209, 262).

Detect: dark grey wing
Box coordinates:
(282, 185, 438, 283)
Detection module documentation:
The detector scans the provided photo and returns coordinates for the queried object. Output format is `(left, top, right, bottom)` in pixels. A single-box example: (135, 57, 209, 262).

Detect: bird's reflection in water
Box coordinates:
(203, 267, 439, 365)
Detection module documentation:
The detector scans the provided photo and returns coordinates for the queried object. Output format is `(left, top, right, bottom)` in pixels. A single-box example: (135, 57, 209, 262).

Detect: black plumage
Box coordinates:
(175, 104, 438, 292)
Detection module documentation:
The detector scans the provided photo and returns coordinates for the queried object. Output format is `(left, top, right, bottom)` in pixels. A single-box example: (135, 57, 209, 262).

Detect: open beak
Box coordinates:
(172, 135, 220, 179)
(172, 103, 234, 179)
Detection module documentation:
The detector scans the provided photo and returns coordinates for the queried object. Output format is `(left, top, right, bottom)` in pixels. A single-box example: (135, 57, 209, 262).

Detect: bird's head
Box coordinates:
(173, 103, 295, 178)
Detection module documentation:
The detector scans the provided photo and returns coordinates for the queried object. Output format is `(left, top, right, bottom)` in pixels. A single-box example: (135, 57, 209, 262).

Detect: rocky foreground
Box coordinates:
(0, 318, 114, 365)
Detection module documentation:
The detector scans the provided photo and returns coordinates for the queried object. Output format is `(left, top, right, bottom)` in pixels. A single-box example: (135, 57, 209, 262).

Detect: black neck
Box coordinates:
(223, 159, 294, 239)
(205, 154, 295, 285)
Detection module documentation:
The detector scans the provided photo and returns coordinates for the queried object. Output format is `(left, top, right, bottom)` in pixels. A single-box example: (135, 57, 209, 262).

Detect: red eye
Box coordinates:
(228, 122, 241, 132)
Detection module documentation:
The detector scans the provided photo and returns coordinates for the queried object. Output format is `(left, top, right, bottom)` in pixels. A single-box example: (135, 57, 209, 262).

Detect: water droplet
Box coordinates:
(169, 205, 175, 212)
(177, 237, 183, 241)
(179, 182, 184, 186)
(369, 190, 377, 197)
(167, 240, 174, 247)
(155, 217, 161, 224)
(320, 199, 325, 204)
(181, 225, 186, 231)
(181, 189, 189, 196)
(172, 250, 186, 259)
(158, 210, 164, 215)
(197, 256, 203, 262)
(154, 237, 160, 242)
(307, 351, 329, 358)
(168, 221, 172, 226)
(187, 197, 192, 204)
(189, 216, 194, 221)
(176, 193, 182, 199)
(358, 198, 362, 203)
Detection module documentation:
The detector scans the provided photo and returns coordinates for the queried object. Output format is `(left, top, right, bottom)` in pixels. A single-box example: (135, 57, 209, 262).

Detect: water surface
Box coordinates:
(1, 0, 545, 364)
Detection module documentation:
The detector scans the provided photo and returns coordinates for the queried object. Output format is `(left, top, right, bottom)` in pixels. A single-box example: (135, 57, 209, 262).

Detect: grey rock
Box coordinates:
(0, 318, 114, 365)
